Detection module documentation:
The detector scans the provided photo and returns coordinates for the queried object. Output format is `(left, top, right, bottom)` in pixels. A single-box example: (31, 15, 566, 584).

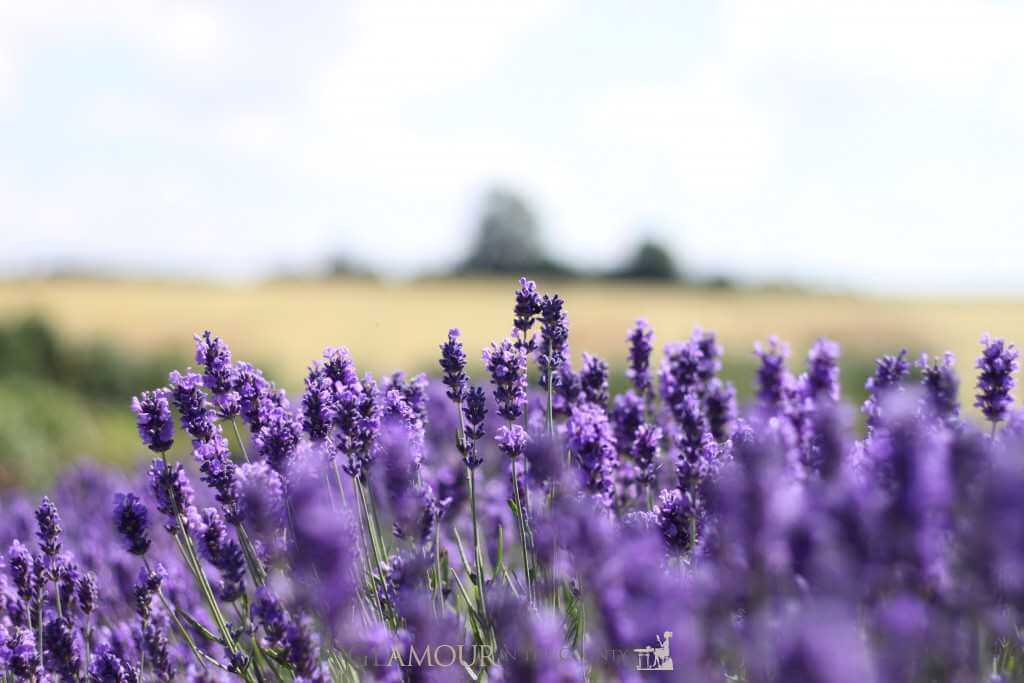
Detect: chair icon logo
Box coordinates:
(633, 630, 674, 671)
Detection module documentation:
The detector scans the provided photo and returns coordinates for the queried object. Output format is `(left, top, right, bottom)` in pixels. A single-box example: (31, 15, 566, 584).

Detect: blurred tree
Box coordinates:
(616, 238, 682, 281)
(460, 189, 556, 275)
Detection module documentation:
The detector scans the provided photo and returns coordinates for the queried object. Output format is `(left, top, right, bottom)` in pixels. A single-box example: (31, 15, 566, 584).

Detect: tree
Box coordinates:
(616, 239, 682, 281)
(459, 189, 552, 275)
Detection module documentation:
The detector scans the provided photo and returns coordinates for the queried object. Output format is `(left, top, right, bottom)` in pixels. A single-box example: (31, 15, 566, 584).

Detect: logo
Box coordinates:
(633, 631, 674, 672)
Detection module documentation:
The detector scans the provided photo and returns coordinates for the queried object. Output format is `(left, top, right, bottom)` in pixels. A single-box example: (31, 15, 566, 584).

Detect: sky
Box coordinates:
(1, 1, 1022, 293)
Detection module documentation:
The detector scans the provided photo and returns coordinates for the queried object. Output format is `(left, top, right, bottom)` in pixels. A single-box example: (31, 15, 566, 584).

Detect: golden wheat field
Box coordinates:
(2, 277, 1022, 399)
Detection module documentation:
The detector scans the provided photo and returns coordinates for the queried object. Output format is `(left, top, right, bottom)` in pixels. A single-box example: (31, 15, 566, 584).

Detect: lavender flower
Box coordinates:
(193, 433, 238, 513)
(496, 424, 529, 460)
(693, 327, 723, 385)
(300, 364, 335, 442)
(610, 390, 644, 449)
(113, 493, 151, 555)
(461, 385, 487, 468)
(35, 496, 62, 559)
(805, 337, 841, 402)
(755, 336, 791, 412)
(251, 587, 289, 647)
(975, 334, 1019, 427)
(147, 459, 194, 533)
(863, 349, 911, 429)
(438, 328, 469, 403)
(537, 294, 569, 389)
(168, 369, 217, 443)
(234, 361, 272, 432)
(233, 461, 285, 535)
(626, 319, 654, 396)
(194, 507, 246, 602)
(660, 340, 704, 419)
(44, 616, 81, 679)
(705, 378, 737, 441)
(194, 330, 239, 416)
(513, 277, 543, 354)
(631, 423, 662, 486)
(89, 645, 136, 682)
(253, 406, 303, 476)
(580, 352, 609, 406)
(131, 389, 175, 453)
(566, 403, 617, 507)
(919, 351, 960, 425)
(483, 339, 527, 422)
(654, 487, 698, 553)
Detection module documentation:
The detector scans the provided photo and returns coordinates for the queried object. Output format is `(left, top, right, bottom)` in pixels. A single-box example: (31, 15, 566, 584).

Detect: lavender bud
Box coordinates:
(626, 319, 654, 396)
(975, 334, 1019, 426)
(439, 328, 469, 404)
(131, 389, 175, 453)
(113, 492, 151, 555)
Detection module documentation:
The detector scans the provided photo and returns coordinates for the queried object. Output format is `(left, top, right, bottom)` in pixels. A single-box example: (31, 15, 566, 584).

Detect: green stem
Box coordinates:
(510, 456, 535, 604)
(467, 467, 489, 623)
(231, 417, 251, 464)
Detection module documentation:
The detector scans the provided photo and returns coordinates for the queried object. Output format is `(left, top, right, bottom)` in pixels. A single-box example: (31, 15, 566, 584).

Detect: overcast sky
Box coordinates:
(1, 1, 1022, 293)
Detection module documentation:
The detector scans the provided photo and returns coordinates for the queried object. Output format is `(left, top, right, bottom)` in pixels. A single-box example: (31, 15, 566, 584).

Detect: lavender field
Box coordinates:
(2, 276, 1024, 681)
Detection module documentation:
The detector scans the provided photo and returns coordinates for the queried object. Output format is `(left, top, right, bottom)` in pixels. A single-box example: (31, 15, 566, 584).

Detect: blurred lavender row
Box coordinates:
(1, 277, 1022, 682)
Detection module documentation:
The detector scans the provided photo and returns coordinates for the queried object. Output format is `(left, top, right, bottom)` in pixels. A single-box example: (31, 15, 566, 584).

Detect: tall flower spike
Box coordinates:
(131, 388, 175, 453)
(462, 386, 487, 468)
(538, 294, 569, 390)
(253, 406, 303, 477)
(580, 353, 610, 407)
(113, 492, 151, 555)
(168, 369, 217, 443)
(35, 496, 62, 560)
(194, 330, 239, 417)
(705, 378, 737, 442)
(300, 363, 335, 442)
(975, 334, 1019, 427)
(438, 328, 469, 404)
(693, 327, 723, 387)
(754, 336, 791, 413)
(863, 349, 910, 430)
(805, 337, 841, 402)
(918, 352, 960, 425)
(147, 459, 195, 533)
(660, 340, 704, 423)
(483, 339, 528, 422)
(626, 319, 654, 396)
(513, 277, 543, 354)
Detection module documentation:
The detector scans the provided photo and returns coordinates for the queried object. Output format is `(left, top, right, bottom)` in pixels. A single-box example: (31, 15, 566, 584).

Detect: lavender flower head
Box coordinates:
(538, 293, 569, 389)
(919, 352, 960, 425)
(566, 403, 618, 507)
(168, 369, 217, 443)
(631, 423, 662, 486)
(483, 339, 528, 422)
(654, 487, 698, 553)
(705, 378, 737, 442)
(461, 385, 487, 468)
(627, 319, 654, 396)
(513, 277, 543, 354)
(131, 389, 175, 453)
(301, 363, 335, 443)
(975, 334, 1019, 426)
(580, 352, 609, 406)
(253, 406, 303, 476)
(194, 330, 239, 416)
(34, 496, 62, 559)
(496, 424, 529, 460)
(754, 336, 791, 412)
(805, 337, 841, 402)
(863, 349, 911, 429)
(233, 461, 285, 535)
(660, 340, 704, 420)
(438, 328, 469, 404)
(147, 459, 195, 533)
(113, 492, 151, 556)
(693, 327, 723, 385)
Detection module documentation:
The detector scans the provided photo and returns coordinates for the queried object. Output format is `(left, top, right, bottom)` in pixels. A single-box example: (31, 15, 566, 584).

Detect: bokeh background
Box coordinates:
(2, 1, 1022, 486)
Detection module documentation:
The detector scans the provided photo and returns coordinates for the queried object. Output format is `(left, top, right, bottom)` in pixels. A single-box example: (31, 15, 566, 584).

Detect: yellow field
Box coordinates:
(1, 277, 1022, 395)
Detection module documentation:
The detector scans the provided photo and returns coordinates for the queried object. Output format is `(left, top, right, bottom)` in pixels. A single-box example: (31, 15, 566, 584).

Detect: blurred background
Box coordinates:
(1, 1, 1022, 486)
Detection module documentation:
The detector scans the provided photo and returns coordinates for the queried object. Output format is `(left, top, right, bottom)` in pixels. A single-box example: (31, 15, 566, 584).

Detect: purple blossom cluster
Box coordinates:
(2, 279, 1024, 682)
